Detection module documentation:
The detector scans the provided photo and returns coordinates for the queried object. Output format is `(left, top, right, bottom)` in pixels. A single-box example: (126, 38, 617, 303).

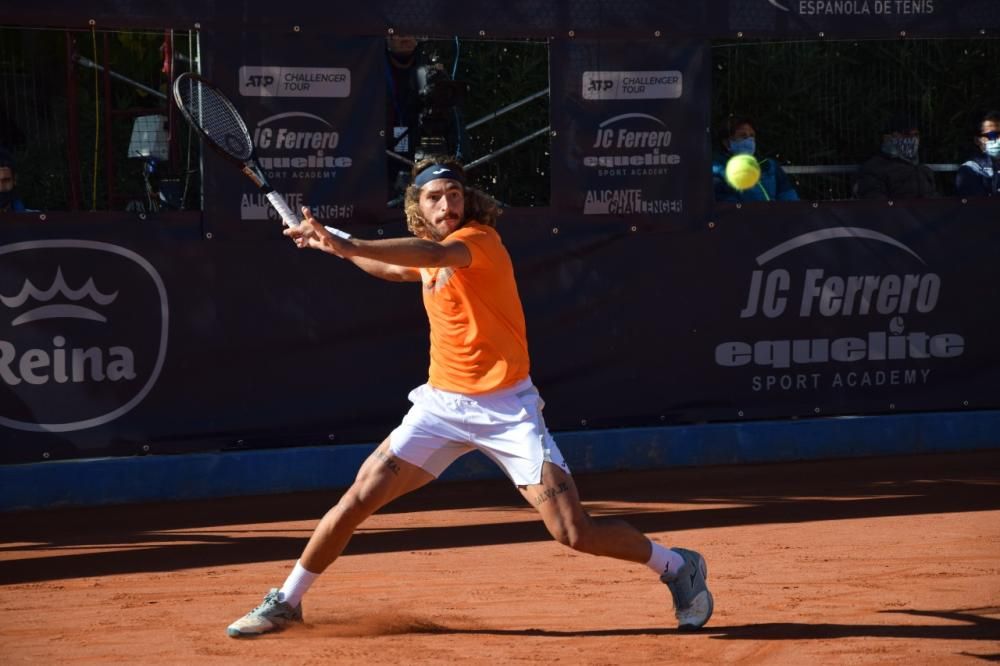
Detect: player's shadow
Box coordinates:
(704, 608, 1000, 643)
(423, 608, 1000, 651)
(2, 451, 999, 584)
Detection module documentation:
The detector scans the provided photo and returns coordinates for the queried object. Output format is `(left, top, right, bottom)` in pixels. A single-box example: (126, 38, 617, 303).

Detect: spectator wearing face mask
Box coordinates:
(854, 114, 938, 200)
(712, 115, 799, 203)
(955, 110, 1000, 197)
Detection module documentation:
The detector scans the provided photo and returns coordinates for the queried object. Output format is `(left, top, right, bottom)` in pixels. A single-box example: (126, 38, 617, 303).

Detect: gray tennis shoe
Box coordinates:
(660, 548, 714, 630)
(227, 588, 303, 637)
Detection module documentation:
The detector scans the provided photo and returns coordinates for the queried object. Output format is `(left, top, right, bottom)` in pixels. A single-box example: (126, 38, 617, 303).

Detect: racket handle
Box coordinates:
(266, 191, 301, 228)
(266, 190, 352, 240)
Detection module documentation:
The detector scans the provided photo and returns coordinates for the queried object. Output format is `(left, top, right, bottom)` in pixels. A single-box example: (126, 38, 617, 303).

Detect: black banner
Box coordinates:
(1, 199, 998, 463)
(203, 34, 385, 236)
(4, 1, 996, 38)
(722, 0, 998, 38)
(1, 12, 999, 464)
(550, 39, 710, 223)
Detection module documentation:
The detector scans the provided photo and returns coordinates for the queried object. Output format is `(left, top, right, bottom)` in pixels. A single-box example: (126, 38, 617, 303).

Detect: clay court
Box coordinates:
(2, 450, 999, 664)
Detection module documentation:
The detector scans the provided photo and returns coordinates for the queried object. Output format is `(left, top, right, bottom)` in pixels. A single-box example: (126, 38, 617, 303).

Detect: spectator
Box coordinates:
(955, 110, 1000, 197)
(712, 115, 799, 203)
(0, 148, 28, 213)
(855, 114, 938, 199)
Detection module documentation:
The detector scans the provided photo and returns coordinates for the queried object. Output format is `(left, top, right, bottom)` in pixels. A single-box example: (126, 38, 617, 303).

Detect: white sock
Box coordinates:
(277, 560, 318, 608)
(646, 542, 686, 579)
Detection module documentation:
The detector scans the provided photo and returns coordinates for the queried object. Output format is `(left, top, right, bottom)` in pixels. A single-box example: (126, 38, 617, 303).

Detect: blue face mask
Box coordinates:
(985, 139, 1000, 158)
(729, 137, 756, 156)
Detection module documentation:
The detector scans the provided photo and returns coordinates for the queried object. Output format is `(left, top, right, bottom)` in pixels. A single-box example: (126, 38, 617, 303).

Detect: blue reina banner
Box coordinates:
(549, 39, 711, 225)
(202, 34, 385, 238)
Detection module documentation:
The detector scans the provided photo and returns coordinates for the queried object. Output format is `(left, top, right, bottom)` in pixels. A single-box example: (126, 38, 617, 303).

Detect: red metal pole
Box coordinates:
(165, 29, 179, 171)
(64, 32, 81, 211)
(102, 32, 114, 210)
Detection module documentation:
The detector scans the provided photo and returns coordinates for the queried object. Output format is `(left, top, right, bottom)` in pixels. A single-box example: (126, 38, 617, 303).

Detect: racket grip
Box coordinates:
(265, 191, 301, 228)
(266, 190, 352, 240)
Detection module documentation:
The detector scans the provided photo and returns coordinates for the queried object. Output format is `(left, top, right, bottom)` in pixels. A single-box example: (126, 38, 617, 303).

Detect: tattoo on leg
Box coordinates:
(374, 449, 401, 476)
(533, 481, 569, 506)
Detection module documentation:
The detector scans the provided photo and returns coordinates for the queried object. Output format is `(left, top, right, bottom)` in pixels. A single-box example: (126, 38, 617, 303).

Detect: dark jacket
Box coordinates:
(854, 153, 938, 199)
(0, 196, 26, 213)
(955, 152, 1000, 197)
(712, 153, 799, 202)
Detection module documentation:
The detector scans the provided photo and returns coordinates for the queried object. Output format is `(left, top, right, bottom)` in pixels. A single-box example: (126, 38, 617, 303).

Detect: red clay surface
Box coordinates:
(2, 450, 999, 664)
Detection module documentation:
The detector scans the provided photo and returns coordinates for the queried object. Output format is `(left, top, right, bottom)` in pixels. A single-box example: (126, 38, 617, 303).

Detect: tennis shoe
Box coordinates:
(660, 548, 713, 630)
(227, 588, 303, 637)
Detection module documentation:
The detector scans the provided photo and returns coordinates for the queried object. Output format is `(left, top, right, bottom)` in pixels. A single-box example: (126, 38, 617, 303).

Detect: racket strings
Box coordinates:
(175, 78, 254, 160)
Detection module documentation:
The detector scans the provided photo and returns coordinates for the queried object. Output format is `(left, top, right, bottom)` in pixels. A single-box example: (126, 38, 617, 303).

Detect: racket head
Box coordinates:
(172, 73, 255, 162)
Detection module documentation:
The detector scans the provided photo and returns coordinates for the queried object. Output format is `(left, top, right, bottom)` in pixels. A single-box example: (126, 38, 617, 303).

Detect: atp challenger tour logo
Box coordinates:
(239, 66, 350, 98)
(241, 111, 354, 222)
(0, 240, 168, 432)
(582, 71, 682, 100)
(714, 227, 962, 393)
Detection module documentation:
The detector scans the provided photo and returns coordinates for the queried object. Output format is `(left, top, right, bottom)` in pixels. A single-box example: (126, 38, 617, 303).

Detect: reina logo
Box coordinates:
(0, 240, 169, 432)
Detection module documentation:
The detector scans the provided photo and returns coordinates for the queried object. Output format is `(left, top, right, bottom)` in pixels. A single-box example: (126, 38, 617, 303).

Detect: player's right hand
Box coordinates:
(285, 206, 353, 258)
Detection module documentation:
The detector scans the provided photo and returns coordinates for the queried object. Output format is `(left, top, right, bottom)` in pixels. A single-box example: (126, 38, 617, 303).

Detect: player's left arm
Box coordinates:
(284, 207, 470, 280)
(288, 214, 472, 269)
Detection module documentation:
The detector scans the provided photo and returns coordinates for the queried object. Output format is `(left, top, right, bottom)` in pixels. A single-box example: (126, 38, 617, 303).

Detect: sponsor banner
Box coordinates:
(550, 39, 710, 221)
(519, 202, 1000, 429)
(204, 35, 383, 236)
(715, 226, 957, 397)
(670, 203, 999, 421)
(0, 240, 168, 434)
(1, 201, 999, 463)
(5, 2, 998, 40)
(724, 0, 974, 37)
(239, 66, 350, 98)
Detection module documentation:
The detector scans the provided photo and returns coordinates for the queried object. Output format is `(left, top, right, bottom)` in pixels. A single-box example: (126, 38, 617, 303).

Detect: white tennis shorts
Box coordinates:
(388, 377, 570, 486)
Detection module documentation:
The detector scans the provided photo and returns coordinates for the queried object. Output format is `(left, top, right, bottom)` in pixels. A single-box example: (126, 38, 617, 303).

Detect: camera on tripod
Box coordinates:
(413, 62, 465, 161)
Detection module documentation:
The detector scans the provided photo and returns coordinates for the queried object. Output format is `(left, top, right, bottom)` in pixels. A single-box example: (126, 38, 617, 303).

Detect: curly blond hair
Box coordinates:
(402, 156, 501, 238)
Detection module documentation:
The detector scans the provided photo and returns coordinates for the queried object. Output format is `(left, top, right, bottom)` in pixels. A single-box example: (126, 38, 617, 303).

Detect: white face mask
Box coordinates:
(985, 139, 1000, 158)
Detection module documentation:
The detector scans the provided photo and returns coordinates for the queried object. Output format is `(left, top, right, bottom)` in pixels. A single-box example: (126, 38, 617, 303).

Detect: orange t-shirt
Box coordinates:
(420, 222, 530, 394)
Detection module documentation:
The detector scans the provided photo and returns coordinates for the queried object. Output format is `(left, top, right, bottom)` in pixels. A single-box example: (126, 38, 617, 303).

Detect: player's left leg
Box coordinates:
(226, 440, 435, 638)
(518, 462, 713, 630)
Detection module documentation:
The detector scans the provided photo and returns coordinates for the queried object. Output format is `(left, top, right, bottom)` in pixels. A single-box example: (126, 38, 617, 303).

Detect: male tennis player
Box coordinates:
(226, 157, 713, 637)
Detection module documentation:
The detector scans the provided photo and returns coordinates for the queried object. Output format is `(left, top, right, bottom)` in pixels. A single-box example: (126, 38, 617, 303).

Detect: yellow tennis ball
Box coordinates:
(725, 154, 761, 191)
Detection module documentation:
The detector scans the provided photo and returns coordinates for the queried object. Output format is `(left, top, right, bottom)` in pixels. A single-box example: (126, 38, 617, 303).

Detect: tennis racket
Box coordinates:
(172, 72, 349, 238)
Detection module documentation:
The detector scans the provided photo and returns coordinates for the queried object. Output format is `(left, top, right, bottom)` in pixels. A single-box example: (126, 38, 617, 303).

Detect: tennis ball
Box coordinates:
(725, 154, 761, 191)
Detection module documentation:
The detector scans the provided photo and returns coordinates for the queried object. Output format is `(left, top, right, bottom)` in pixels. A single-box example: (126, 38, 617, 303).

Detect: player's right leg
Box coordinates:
(226, 438, 435, 638)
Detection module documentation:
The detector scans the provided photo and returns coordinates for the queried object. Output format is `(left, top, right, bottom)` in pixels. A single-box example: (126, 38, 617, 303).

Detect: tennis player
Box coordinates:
(227, 157, 713, 637)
